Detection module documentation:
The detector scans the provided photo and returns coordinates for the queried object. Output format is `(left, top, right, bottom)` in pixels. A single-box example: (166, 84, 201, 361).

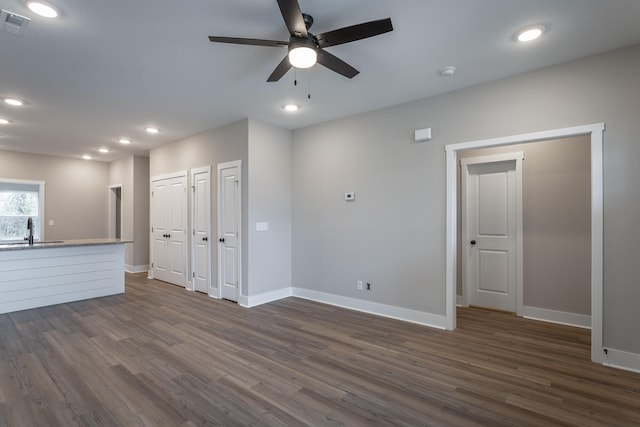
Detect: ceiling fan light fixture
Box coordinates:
(288, 39, 317, 69)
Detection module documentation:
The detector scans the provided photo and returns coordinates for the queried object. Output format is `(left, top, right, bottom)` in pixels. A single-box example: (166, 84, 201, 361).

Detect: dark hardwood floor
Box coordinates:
(1, 273, 639, 426)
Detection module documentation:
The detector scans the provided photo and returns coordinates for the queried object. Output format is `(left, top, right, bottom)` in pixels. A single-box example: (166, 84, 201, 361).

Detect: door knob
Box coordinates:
(203, 237, 208, 242)
(470, 240, 476, 245)
(219, 237, 225, 243)
(166, 234, 171, 239)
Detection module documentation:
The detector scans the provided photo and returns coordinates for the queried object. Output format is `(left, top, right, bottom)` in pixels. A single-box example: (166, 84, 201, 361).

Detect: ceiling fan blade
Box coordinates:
(267, 55, 293, 82)
(314, 18, 393, 48)
(277, 0, 307, 37)
(316, 50, 359, 79)
(208, 36, 289, 47)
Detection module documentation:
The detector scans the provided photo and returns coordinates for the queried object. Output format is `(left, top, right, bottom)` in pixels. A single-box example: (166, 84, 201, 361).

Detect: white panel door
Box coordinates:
(151, 180, 170, 283)
(192, 167, 211, 293)
(462, 153, 523, 312)
(218, 161, 241, 302)
(151, 174, 187, 287)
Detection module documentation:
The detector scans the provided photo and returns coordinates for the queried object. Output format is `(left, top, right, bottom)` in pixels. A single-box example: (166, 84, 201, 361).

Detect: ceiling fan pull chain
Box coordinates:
(307, 69, 311, 99)
(294, 68, 298, 86)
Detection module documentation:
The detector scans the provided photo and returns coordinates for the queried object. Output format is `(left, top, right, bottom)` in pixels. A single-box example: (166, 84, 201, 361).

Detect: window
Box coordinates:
(0, 180, 45, 242)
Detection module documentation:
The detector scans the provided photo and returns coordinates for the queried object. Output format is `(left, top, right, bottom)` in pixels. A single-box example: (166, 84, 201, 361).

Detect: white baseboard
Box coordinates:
(522, 306, 591, 329)
(292, 287, 447, 329)
(238, 287, 293, 308)
(603, 348, 640, 374)
(125, 264, 149, 274)
(456, 295, 464, 307)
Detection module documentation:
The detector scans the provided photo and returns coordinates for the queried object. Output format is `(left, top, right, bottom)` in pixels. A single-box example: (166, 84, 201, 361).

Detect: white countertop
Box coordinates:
(0, 238, 132, 251)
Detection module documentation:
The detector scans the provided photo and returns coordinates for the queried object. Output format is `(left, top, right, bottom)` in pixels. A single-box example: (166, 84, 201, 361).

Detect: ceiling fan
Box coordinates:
(208, 0, 393, 82)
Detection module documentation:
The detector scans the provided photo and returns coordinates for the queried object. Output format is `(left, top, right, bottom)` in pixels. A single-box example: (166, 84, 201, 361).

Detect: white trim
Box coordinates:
(125, 264, 149, 274)
(460, 152, 524, 316)
(292, 288, 448, 330)
(150, 170, 188, 183)
(444, 123, 605, 364)
(217, 160, 242, 301)
(603, 348, 640, 374)
(456, 295, 464, 306)
(522, 306, 591, 329)
(190, 166, 212, 294)
(239, 287, 293, 308)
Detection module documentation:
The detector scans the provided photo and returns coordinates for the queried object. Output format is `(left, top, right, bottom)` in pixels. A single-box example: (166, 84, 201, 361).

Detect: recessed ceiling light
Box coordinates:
(516, 25, 545, 42)
(119, 138, 131, 144)
(26, 1, 59, 18)
(283, 104, 300, 112)
(439, 66, 456, 76)
(0, 119, 9, 125)
(82, 155, 92, 160)
(99, 148, 109, 153)
(145, 127, 159, 134)
(4, 98, 25, 106)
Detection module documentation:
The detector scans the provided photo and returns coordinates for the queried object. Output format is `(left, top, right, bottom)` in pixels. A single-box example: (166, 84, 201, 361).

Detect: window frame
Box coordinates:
(0, 179, 46, 243)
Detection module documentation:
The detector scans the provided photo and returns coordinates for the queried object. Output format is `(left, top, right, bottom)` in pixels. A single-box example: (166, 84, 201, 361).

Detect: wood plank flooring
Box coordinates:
(1, 273, 639, 426)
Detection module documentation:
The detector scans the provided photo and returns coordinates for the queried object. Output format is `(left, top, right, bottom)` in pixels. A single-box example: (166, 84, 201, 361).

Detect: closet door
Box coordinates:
(151, 173, 187, 287)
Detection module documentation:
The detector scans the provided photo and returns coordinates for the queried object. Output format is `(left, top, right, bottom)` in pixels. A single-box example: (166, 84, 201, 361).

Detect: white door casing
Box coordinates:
(461, 153, 523, 313)
(191, 166, 211, 294)
(217, 160, 241, 302)
(151, 172, 187, 287)
(445, 123, 605, 365)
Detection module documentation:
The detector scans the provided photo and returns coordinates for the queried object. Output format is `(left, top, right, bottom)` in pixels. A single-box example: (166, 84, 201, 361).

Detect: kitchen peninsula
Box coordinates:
(0, 239, 129, 314)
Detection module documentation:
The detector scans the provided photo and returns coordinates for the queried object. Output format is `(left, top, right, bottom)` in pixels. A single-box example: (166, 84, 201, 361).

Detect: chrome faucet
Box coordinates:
(26, 217, 34, 245)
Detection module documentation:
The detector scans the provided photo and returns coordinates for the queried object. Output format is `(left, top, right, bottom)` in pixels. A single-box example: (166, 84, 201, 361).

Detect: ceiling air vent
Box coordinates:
(0, 9, 31, 36)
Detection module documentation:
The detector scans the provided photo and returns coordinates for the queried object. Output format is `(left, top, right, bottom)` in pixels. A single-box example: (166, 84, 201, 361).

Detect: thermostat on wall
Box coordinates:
(345, 192, 355, 201)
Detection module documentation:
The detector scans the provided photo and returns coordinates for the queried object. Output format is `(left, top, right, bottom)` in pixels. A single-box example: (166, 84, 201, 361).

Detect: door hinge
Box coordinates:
(192, 272, 195, 278)
(151, 262, 154, 268)
(151, 191, 154, 197)
(193, 229, 195, 236)
(192, 185, 195, 192)
(151, 227, 154, 232)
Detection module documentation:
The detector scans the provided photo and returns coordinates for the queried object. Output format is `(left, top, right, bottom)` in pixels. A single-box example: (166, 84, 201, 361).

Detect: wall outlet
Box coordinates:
(357, 280, 363, 290)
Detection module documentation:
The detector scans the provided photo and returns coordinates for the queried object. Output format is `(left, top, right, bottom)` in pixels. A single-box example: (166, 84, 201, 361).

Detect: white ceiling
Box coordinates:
(1, 0, 640, 162)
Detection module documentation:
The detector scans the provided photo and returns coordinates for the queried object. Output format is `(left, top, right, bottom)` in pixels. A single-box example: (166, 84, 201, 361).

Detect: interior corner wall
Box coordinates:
(457, 136, 591, 316)
(149, 119, 249, 293)
(292, 44, 640, 355)
(247, 119, 293, 298)
(0, 150, 109, 240)
(109, 156, 134, 267)
(132, 156, 150, 268)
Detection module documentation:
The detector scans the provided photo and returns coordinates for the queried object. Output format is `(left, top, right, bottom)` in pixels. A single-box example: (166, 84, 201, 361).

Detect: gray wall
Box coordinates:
(132, 156, 150, 268)
(150, 118, 293, 299)
(458, 136, 591, 315)
(292, 44, 640, 354)
(0, 150, 109, 240)
(149, 119, 249, 294)
(248, 120, 293, 295)
(109, 155, 149, 270)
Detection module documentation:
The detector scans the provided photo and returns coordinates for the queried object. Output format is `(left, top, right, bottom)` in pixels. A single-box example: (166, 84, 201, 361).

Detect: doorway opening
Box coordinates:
(109, 185, 122, 239)
(445, 123, 605, 364)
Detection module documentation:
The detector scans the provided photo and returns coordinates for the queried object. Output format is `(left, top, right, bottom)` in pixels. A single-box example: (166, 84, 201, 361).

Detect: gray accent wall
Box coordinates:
(0, 150, 109, 240)
(248, 120, 293, 296)
(149, 118, 292, 300)
(109, 155, 149, 270)
(292, 44, 640, 354)
(458, 136, 591, 315)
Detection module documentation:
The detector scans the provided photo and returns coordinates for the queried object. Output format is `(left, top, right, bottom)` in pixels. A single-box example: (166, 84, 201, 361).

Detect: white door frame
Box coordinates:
(216, 160, 242, 300)
(190, 166, 212, 294)
(461, 152, 524, 315)
(108, 184, 123, 239)
(445, 123, 605, 364)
